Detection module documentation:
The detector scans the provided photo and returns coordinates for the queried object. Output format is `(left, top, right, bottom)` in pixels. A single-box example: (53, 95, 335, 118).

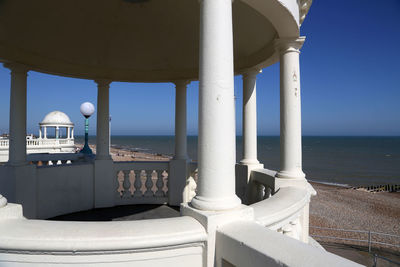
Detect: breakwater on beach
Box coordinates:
(75, 136, 400, 187)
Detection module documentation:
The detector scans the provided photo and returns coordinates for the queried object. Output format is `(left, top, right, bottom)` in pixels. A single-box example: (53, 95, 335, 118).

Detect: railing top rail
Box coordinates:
(311, 234, 368, 243)
(0, 216, 206, 253)
(310, 226, 400, 238)
(372, 241, 400, 248)
(251, 186, 310, 227)
(113, 161, 169, 171)
(310, 226, 369, 233)
(311, 235, 400, 249)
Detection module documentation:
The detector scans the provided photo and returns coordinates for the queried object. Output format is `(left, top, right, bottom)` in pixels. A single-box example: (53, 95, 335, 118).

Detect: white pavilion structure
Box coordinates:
(39, 111, 75, 141)
(0, 111, 75, 162)
(0, 0, 361, 266)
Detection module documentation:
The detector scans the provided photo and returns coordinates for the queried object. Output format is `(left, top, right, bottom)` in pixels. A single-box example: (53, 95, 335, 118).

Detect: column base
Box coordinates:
(239, 159, 260, 165)
(275, 169, 306, 179)
(190, 194, 241, 211)
(181, 202, 253, 267)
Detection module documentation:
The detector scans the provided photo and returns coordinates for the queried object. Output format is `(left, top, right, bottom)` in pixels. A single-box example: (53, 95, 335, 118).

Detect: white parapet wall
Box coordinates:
(0, 202, 207, 267)
(216, 221, 363, 267)
(0, 164, 364, 266)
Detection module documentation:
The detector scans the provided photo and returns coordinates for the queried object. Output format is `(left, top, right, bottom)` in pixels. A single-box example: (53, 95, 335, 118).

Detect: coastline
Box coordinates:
(75, 143, 172, 161)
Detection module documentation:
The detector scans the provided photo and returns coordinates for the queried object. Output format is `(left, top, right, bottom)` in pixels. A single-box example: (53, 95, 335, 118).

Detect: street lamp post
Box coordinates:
(80, 102, 95, 155)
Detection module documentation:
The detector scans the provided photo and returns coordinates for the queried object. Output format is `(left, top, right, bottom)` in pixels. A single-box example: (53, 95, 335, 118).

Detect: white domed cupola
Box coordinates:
(40, 111, 73, 126)
(39, 111, 74, 140)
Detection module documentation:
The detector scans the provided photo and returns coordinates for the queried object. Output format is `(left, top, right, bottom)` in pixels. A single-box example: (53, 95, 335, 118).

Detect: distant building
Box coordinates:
(0, 111, 75, 162)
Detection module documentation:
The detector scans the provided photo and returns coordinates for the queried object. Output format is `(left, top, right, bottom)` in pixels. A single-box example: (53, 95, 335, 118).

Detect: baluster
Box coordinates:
(116, 170, 124, 196)
(162, 170, 169, 194)
(122, 170, 131, 197)
(129, 170, 135, 195)
(144, 170, 154, 197)
(133, 170, 143, 197)
(155, 170, 165, 197)
(48, 160, 53, 166)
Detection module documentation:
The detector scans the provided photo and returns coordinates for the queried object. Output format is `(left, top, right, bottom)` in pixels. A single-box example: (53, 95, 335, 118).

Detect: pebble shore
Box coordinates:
(309, 182, 400, 252)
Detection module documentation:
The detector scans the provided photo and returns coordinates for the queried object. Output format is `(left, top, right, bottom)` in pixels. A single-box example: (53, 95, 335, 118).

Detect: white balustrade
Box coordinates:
(0, 138, 75, 163)
(250, 177, 315, 243)
(0, 138, 74, 149)
(114, 161, 169, 205)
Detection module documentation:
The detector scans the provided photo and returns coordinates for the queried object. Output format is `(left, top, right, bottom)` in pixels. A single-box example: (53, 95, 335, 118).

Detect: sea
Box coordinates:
(76, 136, 400, 187)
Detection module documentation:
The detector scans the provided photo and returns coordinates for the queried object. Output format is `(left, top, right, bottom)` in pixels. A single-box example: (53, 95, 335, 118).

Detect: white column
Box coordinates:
(275, 37, 306, 179)
(71, 127, 74, 139)
(55, 126, 59, 139)
(67, 127, 70, 139)
(95, 79, 112, 160)
(174, 80, 189, 160)
(191, 0, 241, 211)
(39, 127, 42, 139)
(4, 63, 28, 166)
(44, 127, 47, 139)
(240, 69, 261, 165)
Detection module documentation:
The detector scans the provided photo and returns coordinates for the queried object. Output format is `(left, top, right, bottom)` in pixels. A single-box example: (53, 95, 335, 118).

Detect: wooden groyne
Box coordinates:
(352, 184, 400, 193)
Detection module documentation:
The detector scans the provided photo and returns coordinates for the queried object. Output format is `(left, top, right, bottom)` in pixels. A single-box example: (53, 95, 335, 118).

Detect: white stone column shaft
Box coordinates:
(39, 127, 42, 139)
(95, 79, 112, 160)
(174, 81, 189, 160)
(241, 70, 260, 165)
(55, 126, 59, 139)
(44, 127, 47, 139)
(5, 63, 28, 166)
(71, 127, 74, 139)
(67, 127, 70, 139)
(191, 0, 241, 211)
(276, 38, 306, 179)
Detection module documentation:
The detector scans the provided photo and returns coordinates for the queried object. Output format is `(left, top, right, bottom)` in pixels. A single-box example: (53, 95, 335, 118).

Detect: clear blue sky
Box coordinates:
(0, 0, 399, 136)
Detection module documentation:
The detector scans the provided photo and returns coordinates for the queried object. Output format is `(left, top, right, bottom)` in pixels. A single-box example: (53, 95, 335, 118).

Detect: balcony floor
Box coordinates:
(49, 204, 180, 221)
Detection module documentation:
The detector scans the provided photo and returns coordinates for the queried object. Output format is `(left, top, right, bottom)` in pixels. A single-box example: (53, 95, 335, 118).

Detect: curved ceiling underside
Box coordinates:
(0, 0, 298, 82)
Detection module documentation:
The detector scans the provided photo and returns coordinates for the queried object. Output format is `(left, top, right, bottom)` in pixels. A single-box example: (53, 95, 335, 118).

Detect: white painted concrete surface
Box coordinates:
(192, 0, 241, 211)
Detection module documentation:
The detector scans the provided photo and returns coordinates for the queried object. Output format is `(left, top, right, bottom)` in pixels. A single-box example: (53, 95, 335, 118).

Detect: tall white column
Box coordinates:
(67, 127, 70, 139)
(55, 126, 59, 139)
(39, 127, 42, 139)
(240, 69, 261, 165)
(95, 79, 112, 160)
(4, 63, 28, 166)
(174, 80, 189, 160)
(191, 0, 241, 211)
(71, 127, 74, 139)
(44, 127, 47, 139)
(275, 38, 306, 180)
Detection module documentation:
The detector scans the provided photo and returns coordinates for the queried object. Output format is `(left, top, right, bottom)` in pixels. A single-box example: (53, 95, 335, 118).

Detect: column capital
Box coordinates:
(3, 62, 29, 74)
(173, 80, 190, 88)
(94, 79, 112, 88)
(242, 68, 262, 79)
(274, 37, 306, 54)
